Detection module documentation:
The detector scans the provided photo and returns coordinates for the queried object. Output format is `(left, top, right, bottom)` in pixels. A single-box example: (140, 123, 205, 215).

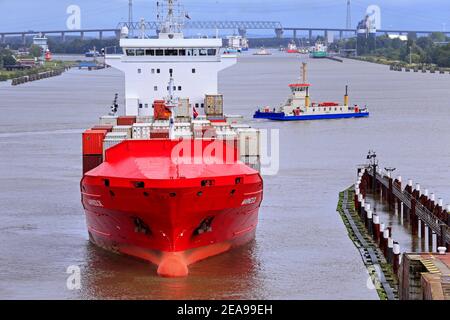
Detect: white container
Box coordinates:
(103, 138, 126, 157)
(152, 122, 170, 130)
(112, 125, 132, 138)
(231, 123, 251, 130)
(136, 116, 154, 124)
(237, 128, 260, 157)
(99, 115, 118, 126)
(177, 98, 190, 118)
(132, 123, 152, 139)
(106, 132, 128, 140)
(192, 120, 211, 128)
(226, 115, 244, 125)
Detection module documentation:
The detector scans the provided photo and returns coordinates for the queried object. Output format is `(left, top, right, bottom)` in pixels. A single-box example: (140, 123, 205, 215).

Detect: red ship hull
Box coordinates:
(81, 139, 263, 277)
(286, 49, 299, 54)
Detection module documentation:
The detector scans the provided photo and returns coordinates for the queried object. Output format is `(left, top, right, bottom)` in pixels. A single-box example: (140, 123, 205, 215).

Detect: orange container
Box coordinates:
(154, 100, 171, 120)
(82, 129, 107, 155)
(117, 116, 137, 126)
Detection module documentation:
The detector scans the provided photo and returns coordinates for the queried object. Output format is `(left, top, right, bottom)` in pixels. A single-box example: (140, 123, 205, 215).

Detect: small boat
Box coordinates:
(254, 63, 369, 121)
(223, 47, 240, 54)
(310, 41, 328, 58)
(253, 47, 272, 56)
(85, 49, 101, 58)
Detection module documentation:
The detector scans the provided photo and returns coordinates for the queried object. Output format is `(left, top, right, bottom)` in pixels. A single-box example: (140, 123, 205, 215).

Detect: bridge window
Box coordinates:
(155, 49, 164, 56)
(179, 49, 186, 56)
(207, 49, 217, 56)
(137, 68, 142, 74)
(178, 86, 182, 91)
(126, 49, 135, 56)
(154, 86, 158, 91)
(145, 49, 155, 56)
(199, 49, 208, 56)
(151, 68, 155, 74)
(136, 49, 145, 56)
(192, 68, 196, 73)
(157, 69, 160, 73)
(165, 49, 178, 56)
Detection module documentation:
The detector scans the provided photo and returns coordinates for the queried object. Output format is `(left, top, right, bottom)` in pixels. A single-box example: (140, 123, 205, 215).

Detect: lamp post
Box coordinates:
(367, 150, 378, 192)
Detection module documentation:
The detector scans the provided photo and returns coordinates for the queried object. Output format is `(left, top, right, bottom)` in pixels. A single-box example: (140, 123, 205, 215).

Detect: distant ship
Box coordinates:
(254, 63, 369, 121)
(310, 41, 328, 58)
(226, 35, 249, 53)
(286, 40, 299, 54)
(253, 47, 272, 56)
(80, 0, 263, 278)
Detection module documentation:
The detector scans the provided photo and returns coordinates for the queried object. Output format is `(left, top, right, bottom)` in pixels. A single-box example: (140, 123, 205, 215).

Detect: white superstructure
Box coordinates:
(105, 0, 237, 116)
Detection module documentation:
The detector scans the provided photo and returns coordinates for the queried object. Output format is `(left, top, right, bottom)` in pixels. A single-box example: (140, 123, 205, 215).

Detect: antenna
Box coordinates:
(128, 0, 134, 37)
(346, 0, 352, 29)
(302, 62, 307, 83)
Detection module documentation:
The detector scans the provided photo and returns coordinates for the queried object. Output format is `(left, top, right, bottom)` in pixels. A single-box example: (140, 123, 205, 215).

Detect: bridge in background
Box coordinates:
(1, 21, 449, 44)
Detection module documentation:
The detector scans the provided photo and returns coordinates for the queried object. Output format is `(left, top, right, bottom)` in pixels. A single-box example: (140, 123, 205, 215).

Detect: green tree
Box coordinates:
(29, 45, 42, 58)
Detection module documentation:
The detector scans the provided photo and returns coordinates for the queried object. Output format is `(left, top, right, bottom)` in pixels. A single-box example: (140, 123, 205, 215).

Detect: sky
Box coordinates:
(0, 0, 449, 33)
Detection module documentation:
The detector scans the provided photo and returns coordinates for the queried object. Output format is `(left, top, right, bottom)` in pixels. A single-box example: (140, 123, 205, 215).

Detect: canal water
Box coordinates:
(1, 51, 449, 300)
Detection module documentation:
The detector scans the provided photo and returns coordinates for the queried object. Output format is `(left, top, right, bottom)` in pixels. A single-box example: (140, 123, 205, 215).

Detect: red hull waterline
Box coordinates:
(81, 139, 263, 277)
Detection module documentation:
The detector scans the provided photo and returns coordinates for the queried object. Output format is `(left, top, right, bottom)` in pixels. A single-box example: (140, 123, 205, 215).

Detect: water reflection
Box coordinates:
(79, 240, 266, 300)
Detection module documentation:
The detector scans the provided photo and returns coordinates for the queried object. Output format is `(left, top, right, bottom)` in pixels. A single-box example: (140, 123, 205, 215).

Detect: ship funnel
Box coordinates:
(344, 85, 349, 106)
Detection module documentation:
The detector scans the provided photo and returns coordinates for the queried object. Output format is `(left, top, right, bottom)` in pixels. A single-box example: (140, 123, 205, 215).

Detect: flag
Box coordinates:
(185, 13, 191, 20)
(193, 106, 199, 119)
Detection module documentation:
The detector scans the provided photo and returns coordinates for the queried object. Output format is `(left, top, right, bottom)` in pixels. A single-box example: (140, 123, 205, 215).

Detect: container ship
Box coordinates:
(80, 0, 263, 277)
(254, 63, 369, 121)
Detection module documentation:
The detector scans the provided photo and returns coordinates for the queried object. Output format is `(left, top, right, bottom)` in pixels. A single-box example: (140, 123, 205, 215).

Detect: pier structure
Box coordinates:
(350, 152, 450, 300)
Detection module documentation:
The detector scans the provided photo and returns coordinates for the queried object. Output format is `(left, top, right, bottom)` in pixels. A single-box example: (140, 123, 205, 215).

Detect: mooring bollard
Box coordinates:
(382, 228, 390, 256)
(379, 223, 385, 247)
(373, 215, 380, 243)
(387, 237, 394, 264)
(364, 203, 371, 225)
(393, 242, 401, 275)
(429, 193, 436, 211)
(366, 210, 373, 233)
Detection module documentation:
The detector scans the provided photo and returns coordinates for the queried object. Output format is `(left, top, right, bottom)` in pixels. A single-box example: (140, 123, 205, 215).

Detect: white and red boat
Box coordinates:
(80, 0, 263, 277)
(286, 40, 299, 53)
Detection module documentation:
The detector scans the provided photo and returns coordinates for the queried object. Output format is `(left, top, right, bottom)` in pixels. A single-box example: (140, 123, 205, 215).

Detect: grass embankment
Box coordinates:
(337, 189, 399, 300)
(348, 55, 450, 72)
(0, 60, 75, 81)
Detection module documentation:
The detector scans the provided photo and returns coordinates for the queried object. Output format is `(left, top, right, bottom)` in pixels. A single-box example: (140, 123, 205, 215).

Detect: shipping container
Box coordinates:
(83, 154, 103, 174)
(150, 129, 170, 139)
(91, 125, 114, 132)
(136, 116, 154, 123)
(112, 125, 133, 138)
(237, 128, 260, 157)
(117, 116, 137, 126)
(103, 138, 126, 158)
(177, 98, 190, 118)
(132, 123, 152, 140)
(82, 129, 108, 155)
(99, 115, 118, 126)
(154, 100, 171, 120)
(205, 94, 224, 116)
